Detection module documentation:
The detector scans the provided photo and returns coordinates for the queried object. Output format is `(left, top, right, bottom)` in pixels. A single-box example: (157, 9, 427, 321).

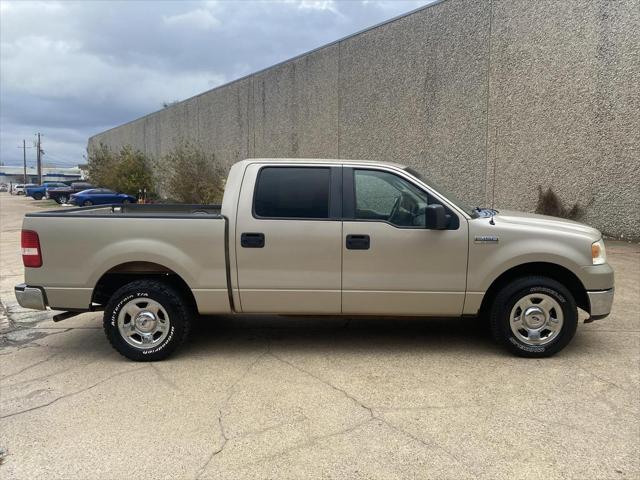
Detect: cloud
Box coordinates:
(1, 0, 433, 166)
(163, 8, 221, 30)
(2, 35, 225, 111)
(297, 1, 341, 15)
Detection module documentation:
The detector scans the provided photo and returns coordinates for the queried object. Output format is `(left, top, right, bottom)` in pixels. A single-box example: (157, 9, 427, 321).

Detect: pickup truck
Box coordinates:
(47, 182, 94, 204)
(25, 182, 68, 200)
(15, 159, 614, 361)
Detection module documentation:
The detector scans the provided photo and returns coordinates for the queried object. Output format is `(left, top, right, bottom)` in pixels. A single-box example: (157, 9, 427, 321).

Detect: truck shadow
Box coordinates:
(182, 314, 498, 356)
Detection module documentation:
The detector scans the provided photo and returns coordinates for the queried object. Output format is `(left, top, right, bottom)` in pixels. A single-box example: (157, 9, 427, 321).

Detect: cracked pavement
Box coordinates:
(1, 192, 639, 479)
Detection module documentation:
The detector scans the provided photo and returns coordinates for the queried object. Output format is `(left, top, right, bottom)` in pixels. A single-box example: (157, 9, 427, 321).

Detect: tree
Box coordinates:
(162, 140, 225, 204)
(87, 143, 154, 197)
(87, 142, 116, 188)
(112, 146, 154, 196)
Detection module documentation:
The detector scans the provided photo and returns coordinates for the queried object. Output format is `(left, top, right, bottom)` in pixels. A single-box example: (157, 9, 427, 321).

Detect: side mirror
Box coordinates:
(425, 204, 448, 230)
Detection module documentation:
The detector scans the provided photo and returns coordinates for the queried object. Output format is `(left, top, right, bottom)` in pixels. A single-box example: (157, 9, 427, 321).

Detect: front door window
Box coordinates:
(354, 169, 429, 227)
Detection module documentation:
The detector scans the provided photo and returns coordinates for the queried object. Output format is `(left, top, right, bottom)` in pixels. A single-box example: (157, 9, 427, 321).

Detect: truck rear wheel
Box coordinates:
(490, 276, 578, 358)
(103, 279, 191, 361)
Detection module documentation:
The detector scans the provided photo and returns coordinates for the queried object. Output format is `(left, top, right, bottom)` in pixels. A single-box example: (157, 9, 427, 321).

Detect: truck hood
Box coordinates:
(493, 210, 601, 240)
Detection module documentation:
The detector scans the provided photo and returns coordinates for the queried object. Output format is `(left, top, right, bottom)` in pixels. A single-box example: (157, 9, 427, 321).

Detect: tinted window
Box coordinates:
(354, 170, 429, 227)
(254, 167, 330, 219)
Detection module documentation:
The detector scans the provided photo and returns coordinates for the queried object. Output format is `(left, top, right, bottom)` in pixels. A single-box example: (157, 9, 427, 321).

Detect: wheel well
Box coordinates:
(479, 262, 590, 317)
(92, 262, 198, 313)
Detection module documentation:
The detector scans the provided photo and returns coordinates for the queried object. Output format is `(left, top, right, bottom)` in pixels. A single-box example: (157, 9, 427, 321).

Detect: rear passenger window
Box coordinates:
(254, 167, 330, 219)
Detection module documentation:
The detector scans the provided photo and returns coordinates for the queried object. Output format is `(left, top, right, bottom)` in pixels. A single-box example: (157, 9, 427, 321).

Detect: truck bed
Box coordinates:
(23, 204, 231, 314)
(27, 203, 222, 218)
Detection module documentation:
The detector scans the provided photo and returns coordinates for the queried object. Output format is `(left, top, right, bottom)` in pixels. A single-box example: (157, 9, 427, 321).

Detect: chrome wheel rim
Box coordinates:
(117, 298, 170, 350)
(509, 293, 563, 346)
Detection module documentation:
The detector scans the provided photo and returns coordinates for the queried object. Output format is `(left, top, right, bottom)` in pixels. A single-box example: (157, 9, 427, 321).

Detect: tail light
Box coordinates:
(21, 230, 42, 267)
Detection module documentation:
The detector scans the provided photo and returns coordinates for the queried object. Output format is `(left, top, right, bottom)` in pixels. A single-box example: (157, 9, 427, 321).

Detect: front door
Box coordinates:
(235, 163, 343, 314)
(341, 167, 468, 316)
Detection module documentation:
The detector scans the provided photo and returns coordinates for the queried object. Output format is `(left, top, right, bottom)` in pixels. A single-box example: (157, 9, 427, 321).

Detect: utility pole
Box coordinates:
(16, 141, 33, 184)
(23, 140, 27, 184)
(36, 133, 43, 184)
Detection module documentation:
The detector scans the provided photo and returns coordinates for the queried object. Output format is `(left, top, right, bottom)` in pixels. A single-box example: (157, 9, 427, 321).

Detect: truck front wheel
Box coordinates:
(103, 279, 191, 361)
(490, 276, 578, 358)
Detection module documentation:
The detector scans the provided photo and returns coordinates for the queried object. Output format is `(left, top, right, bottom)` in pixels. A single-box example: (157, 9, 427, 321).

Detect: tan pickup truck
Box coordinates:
(15, 159, 614, 361)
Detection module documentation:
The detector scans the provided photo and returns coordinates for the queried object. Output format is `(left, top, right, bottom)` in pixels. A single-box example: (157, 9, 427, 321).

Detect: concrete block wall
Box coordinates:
(88, 0, 640, 239)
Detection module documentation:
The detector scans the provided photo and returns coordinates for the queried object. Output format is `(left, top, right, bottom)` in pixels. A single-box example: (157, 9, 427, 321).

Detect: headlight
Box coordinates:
(592, 239, 607, 265)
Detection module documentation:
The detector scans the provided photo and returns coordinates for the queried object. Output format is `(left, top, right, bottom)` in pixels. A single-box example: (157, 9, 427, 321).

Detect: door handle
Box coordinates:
(346, 234, 370, 250)
(241, 232, 265, 248)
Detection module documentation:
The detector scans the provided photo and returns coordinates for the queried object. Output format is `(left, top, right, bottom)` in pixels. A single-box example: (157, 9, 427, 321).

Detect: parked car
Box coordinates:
(11, 183, 37, 195)
(46, 182, 94, 204)
(25, 182, 68, 200)
(10, 184, 25, 195)
(0, 183, 8, 192)
(15, 159, 614, 361)
(70, 188, 137, 206)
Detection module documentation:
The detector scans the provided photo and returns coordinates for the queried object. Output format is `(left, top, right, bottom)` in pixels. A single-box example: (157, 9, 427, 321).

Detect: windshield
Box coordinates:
(403, 166, 476, 217)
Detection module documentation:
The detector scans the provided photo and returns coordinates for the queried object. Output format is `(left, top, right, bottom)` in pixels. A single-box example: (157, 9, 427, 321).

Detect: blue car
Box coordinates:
(70, 188, 137, 206)
(25, 182, 68, 200)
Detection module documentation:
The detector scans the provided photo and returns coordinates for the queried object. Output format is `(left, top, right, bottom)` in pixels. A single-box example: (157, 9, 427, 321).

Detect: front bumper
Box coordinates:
(15, 283, 47, 310)
(587, 288, 614, 320)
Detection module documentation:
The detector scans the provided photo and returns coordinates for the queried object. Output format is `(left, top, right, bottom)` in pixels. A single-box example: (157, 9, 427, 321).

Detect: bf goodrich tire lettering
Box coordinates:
(103, 280, 191, 361)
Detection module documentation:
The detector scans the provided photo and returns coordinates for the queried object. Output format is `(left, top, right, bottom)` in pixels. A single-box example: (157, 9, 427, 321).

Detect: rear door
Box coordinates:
(234, 163, 343, 314)
(341, 167, 469, 316)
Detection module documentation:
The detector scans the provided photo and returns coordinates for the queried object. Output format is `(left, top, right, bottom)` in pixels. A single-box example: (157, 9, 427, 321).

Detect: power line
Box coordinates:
(41, 153, 78, 167)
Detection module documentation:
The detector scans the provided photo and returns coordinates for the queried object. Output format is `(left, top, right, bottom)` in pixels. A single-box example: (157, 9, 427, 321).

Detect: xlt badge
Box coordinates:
(474, 235, 499, 244)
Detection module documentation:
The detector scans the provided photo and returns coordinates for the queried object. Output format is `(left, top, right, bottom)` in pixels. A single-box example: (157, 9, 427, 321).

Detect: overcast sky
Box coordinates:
(0, 0, 430, 167)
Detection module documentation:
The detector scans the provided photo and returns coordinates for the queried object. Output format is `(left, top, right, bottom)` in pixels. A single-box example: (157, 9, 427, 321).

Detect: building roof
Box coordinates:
(0, 165, 81, 175)
(0, 165, 82, 179)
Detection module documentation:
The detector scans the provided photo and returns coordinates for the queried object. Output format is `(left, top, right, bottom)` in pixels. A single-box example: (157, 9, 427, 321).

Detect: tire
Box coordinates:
(83, 200, 93, 206)
(103, 280, 192, 361)
(33, 193, 43, 200)
(490, 276, 578, 358)
(58, 195, 68, 204)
